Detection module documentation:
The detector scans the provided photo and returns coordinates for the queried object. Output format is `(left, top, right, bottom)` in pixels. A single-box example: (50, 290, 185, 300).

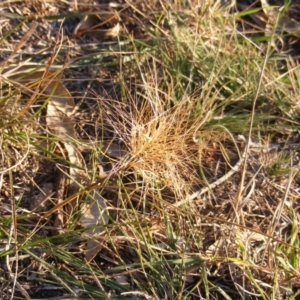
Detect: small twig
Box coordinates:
(174, 144, 248, 207)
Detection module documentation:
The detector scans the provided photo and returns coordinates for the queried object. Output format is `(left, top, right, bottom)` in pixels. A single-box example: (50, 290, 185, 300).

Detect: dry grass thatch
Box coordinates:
(1, 0, 300, 299)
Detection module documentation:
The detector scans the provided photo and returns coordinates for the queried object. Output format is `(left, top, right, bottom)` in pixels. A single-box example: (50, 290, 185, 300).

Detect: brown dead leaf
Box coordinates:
(81, 191, 109, 261)
(80, 192, 108, 228)
(84, 239, 102, 262)
(73, 11, 120, 39)
(29, 182, 54, 211)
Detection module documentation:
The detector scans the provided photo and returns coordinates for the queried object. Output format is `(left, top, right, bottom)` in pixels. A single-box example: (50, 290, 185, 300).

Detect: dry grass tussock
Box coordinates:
(101, 88, 215, 200)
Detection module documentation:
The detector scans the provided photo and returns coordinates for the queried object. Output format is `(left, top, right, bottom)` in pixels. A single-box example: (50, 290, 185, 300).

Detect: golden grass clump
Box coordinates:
(102, 88, 213, 201)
